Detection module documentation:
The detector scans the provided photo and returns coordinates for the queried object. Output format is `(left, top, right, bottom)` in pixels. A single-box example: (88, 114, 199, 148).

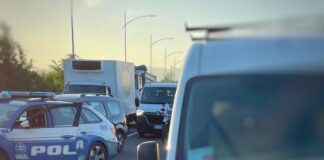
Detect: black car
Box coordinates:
(54, 94, 128, 152)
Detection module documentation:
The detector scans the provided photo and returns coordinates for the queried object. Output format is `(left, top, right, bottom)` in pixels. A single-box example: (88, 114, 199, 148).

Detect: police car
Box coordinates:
(0, 91, 118, 160)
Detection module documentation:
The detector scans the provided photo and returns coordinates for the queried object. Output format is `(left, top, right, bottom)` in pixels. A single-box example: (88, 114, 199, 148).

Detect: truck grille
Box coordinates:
(144, 113, 164, 124)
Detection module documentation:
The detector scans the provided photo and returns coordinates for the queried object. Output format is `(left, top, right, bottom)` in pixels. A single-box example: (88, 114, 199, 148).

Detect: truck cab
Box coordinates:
(63, 82, 112, 96)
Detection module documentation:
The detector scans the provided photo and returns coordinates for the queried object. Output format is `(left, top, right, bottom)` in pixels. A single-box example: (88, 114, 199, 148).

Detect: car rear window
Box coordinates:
(81, 108, 102, 123)
(181, 74, 324, 160)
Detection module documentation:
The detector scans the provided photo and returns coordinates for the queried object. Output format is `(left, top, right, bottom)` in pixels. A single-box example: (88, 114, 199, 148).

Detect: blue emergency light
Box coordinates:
(1, 91, 55, 99)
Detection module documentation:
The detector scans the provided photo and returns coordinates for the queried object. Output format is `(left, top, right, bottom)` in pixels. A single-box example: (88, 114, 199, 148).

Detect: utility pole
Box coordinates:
(150, 34, 153, 72)
(123, 12, 155, 62)
(70, 0, 75, 59)
(124, 10, 127, 62)
(164, 49, 167, 77)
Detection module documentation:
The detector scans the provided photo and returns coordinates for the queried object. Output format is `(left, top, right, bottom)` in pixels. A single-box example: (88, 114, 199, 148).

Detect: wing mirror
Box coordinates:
(135, 98, 140, 107)
(20, 120, 30, 128)
(137, 141, 160, 160)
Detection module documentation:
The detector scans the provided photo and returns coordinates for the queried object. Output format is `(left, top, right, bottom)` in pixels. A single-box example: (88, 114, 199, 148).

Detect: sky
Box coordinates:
(1, 0, 324, 77)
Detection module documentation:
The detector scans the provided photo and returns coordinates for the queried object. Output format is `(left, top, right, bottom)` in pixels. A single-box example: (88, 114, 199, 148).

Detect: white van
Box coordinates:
(136, 83, 177, 138)
(137, 19, 324, 160)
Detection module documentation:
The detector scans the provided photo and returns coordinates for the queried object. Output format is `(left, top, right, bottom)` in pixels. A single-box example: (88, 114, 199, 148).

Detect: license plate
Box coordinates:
(154, 125, 162, 129)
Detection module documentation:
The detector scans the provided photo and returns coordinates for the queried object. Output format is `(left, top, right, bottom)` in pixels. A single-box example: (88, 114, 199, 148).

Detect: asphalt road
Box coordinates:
(114, 127, 166, 160)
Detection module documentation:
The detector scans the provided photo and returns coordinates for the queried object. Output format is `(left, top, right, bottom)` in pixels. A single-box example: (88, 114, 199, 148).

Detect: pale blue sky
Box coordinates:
(0, 0, 324, 73)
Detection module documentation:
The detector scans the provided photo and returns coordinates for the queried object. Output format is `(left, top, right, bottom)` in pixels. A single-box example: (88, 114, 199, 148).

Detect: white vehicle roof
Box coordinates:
(144, 83, 177, 88)
(167, 18, 324, 160)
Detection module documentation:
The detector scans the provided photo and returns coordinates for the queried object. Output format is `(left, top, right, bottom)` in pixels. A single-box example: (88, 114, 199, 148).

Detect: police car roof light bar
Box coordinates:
(9, 91, 55, 99)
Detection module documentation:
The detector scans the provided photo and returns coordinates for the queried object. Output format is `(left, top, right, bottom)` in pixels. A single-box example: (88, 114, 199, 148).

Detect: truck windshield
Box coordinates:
(141, 87, 176, 104)
(0, 104, 20, 128)
(183, 74, 324, 160)
(64, 84, 107, 95)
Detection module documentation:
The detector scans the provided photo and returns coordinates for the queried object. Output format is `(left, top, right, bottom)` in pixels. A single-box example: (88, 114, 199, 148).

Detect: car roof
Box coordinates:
(183, 37, 324, 81)
(0, 99, 74, 109)
(144, 83, 177, 88)
(54, 94, 119, 102)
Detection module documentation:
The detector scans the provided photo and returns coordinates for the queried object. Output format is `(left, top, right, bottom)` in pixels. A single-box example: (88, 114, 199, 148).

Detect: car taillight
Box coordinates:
(111, 128, 116, 136)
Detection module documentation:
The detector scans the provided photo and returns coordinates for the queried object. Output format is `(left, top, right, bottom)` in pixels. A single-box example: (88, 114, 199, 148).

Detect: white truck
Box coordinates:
(134, 65, 157, 103)
(63, 59, 137, 122)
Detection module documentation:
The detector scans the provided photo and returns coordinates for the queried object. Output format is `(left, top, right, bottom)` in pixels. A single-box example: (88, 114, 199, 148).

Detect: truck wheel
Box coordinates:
(116, 132, 125, 152)
(0, 150, 9, 160)
(138, 132, 145, 138)
(87, 142, 108, 160)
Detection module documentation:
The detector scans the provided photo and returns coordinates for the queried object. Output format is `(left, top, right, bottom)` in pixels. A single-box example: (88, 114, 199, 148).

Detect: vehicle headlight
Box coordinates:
(136, 110, 144, 116)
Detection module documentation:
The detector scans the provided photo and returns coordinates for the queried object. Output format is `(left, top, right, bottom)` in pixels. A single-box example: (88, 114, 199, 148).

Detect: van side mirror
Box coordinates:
(135, 98, 140, 107)
(137, 141, 160, 160)
(20, 120, 30, 128)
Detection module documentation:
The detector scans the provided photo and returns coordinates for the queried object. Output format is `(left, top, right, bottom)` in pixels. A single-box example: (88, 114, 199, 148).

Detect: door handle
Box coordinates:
(61, 135, 75, 139)
(80, 131, 87, 135)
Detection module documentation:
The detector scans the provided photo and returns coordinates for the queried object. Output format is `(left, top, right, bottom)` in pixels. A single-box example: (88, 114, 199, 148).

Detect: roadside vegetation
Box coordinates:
(0, 23, 64, 92)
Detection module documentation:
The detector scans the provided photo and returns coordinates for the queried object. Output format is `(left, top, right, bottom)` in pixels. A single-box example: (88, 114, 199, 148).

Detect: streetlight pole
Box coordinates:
(149, 36, 173, 72)
(164, 50, 183, 77)
(70, 0, 75, 59)
(122, 12, 155, 62)
(124, 10, 127, 62)
(173, 59, 183, 81)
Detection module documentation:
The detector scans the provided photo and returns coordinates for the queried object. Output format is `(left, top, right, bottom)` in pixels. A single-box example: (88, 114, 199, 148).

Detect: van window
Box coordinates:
(64, 84, 107, 95)
(141, 87, 176, 104)
(106, 101, 122, 116)
(181, 75, 324, 160)
(88, 102, 108, 118)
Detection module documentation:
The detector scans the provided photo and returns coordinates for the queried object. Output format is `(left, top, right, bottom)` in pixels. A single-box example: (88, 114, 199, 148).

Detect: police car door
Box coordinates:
(8, 104, 85, 160)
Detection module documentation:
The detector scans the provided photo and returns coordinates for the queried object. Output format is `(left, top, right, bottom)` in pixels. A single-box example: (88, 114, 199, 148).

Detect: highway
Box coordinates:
(114, 127, 167, 160)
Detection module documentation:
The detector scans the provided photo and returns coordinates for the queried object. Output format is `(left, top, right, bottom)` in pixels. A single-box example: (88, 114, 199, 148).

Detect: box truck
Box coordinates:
(63, 59, 137, 122)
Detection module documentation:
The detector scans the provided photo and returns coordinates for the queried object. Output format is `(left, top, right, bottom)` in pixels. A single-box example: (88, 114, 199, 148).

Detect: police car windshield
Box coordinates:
(184, 74, 324, 160)
(64, 84, 106, 95)
(0, 104, 20, 128)
(141, 87, 176, 104)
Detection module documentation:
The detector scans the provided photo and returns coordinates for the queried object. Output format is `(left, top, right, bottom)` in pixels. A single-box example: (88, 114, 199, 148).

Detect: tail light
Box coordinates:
(111, 127, 116, 137)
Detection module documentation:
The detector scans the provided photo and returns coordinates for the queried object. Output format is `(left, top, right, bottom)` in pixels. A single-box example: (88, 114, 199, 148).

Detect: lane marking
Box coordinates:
(127, 132, 138, 138)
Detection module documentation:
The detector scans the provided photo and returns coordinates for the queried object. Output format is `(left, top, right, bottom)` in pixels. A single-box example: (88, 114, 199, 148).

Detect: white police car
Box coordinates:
(0, 91, 118, 160)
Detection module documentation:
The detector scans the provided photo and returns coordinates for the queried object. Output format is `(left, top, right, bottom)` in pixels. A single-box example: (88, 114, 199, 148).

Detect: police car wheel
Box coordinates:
(87, 142, 108, 160)
(0, 150, 9, 160)
(116, 132, 124, 152)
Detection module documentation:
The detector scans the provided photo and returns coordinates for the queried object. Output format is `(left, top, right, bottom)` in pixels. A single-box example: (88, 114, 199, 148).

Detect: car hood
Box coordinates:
(138, 103, 165, 113)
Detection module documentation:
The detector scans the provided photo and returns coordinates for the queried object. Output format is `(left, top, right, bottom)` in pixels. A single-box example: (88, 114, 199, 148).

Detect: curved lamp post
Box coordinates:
(122, 11, 155, 62)
(164, 50, 183, 77)
(149, 36, 173, 72)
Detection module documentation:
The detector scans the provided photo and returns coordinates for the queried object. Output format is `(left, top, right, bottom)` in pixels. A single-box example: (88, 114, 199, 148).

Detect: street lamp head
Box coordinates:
(166, 51, 183, 57)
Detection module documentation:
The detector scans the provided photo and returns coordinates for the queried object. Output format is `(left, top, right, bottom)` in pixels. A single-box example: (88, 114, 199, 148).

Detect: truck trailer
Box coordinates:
(63, 59, 137, 122)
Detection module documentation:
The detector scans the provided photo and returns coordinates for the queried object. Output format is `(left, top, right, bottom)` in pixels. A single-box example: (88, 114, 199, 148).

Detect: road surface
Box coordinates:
(114, 127, 166, 160)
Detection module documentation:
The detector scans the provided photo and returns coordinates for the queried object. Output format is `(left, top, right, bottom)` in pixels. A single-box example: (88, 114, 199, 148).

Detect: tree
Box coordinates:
(0, 23, 50, 91)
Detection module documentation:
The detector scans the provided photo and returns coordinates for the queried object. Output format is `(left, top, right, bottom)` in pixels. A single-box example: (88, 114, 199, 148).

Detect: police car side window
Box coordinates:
(14, 107, 47, 129)
(88, 102, 108, 118)
(50, 107, 76, 127)
(81, 108, 102, 123)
